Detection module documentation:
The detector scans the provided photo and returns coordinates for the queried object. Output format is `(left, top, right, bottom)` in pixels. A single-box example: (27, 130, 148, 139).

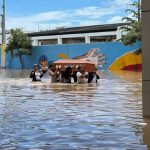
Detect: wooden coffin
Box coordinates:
(53, 59, 96, 72)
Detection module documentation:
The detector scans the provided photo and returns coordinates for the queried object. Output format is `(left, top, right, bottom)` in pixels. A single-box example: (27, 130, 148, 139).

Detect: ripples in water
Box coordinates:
(0, 70, 148, 150)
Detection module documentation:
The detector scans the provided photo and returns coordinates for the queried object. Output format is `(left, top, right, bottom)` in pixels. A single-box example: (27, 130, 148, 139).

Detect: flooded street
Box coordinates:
(0, 70, 149, 150)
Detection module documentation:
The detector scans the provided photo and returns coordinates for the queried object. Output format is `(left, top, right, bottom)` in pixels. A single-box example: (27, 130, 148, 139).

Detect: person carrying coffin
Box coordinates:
(88, 68, 100, 83)
(76, 66, 88, 84)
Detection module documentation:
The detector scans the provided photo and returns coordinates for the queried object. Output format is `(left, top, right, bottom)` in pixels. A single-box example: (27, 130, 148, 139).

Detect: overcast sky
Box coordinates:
(0, 0, 133, 32)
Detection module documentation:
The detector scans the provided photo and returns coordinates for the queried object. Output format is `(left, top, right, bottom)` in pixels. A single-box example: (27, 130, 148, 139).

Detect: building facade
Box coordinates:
(0, 23, 127, 46)
(28, 23, 126, 46)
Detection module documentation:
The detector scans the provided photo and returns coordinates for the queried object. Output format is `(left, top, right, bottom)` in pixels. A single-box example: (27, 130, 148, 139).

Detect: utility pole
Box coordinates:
(1, 0, 6, 68)
(138, 0, 141, 22)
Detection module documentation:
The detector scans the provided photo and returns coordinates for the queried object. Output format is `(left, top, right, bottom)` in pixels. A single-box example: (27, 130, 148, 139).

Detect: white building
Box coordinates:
(0, 23, 128, 46)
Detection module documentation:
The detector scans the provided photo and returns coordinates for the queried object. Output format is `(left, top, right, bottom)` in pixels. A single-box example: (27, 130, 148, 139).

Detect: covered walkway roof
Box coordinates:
(27, 23, 129, 37)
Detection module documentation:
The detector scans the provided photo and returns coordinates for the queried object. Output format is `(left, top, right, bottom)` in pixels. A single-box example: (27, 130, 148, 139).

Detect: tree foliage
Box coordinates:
(120, 1, 141, 46)
(6, 28, 32, 69)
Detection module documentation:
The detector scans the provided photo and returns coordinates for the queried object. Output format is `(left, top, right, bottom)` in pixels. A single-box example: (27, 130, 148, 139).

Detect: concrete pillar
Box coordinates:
(38, 41, 41, 46)
(85, 35, 90, 43)
(142, 0, 150, 117)
(58, 36, 62, 44)
(116, 26, 122, 40)
(32, 39, 38, 46)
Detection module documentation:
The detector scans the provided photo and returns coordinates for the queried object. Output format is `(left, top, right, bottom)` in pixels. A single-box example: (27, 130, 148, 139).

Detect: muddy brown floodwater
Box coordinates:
(0, 69, 150, 150)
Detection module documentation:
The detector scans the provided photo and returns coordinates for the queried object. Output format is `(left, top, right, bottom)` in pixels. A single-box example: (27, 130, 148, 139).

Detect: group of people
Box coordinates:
(30, 64, 100, 84)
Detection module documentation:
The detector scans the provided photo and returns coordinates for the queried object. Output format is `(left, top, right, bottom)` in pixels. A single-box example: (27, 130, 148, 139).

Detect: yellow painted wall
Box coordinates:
(109, 52, 142, 70)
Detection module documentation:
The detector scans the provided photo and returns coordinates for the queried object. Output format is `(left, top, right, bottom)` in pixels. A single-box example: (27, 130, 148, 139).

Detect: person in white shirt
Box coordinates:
(76, 67, 88, 84)
(30, 64, 43, 81)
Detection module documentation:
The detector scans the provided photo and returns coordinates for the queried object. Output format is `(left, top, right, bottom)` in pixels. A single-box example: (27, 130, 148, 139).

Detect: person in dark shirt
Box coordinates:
(63, 66, 72, 83)
(72, 71, 77, 82)
(88, 68, 100, 83)
(30, 64, 43, 81)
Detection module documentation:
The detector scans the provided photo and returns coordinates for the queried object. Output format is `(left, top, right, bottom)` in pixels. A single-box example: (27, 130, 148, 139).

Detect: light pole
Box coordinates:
(138, 0, 141, 22)
(1, 0, 6, 68)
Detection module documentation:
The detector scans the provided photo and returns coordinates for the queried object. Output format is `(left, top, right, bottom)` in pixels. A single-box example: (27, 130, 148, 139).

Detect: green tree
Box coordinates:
(6, 29, 32, 69)
(120, 1, 141, 49)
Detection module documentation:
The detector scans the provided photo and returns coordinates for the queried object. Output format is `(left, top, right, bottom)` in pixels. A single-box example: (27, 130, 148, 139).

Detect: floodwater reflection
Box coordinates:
(0, 69, 149, 150)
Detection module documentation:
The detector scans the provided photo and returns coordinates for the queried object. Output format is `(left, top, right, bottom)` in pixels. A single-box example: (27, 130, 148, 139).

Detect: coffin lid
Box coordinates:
(53, 59, 95, 65)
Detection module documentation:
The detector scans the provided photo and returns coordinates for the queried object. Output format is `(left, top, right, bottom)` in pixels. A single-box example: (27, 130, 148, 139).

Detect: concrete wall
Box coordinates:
(0, 42, 141, 70)
(142, 0, 150, 117)
(0, 29, 121, 46)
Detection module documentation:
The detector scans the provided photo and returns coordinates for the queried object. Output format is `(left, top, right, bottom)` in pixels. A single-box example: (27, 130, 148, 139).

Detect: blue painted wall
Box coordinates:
(0, 41, 141, 69)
